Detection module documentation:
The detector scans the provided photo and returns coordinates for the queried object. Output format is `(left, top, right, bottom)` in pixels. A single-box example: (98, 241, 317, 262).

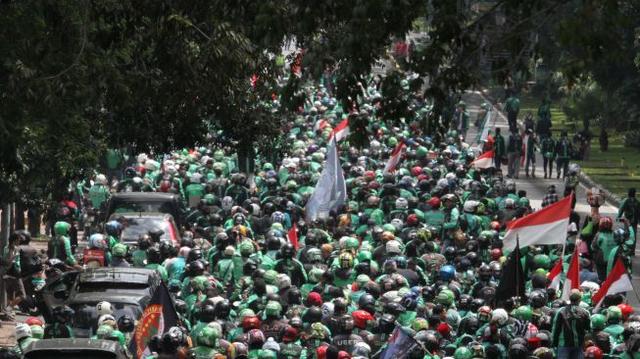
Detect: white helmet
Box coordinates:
(88, 233, 107, 250)
(395, 197, 408, 210)
(263, 337, 281, 352)
(98, 314, 117, 328)
(463, 200, 478, 213)
(95, 174, 107, 185)
(96, 301, 113, 316)
(390, 218, 404, 231)
(15, 323, 32, 340)
(491, 308, 509, 326)
(321, 302, 334, 319)
(386, 240, 402, 254)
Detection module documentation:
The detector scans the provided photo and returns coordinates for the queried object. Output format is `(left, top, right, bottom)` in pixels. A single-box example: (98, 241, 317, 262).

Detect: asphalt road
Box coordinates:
(462, 90, 640, 309)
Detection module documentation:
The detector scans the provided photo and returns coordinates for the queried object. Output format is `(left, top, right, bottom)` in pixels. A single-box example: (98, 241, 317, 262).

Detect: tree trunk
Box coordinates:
(28, 206, 41, 236)
(14, 202, 25, 231)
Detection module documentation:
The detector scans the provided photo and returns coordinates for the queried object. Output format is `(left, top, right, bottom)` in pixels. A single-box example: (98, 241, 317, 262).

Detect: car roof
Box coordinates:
(110, 192, 179, 201)
(69, 292, 147, 305)
(110, 212, 175, 220)
(24, 338, 124, 352)
(79, 267, 157, 284)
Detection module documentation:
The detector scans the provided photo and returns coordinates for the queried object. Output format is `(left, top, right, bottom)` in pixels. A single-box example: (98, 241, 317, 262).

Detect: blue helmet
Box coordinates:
(105, 220, 123, 236)
(439, 265, 456, 281)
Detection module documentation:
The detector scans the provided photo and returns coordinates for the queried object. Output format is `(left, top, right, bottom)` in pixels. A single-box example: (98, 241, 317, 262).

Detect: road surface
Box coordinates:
(462, 90, 640, 309)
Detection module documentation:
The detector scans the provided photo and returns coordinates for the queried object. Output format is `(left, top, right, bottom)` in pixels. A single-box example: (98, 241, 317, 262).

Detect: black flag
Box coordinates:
(495, 237, 526, 306)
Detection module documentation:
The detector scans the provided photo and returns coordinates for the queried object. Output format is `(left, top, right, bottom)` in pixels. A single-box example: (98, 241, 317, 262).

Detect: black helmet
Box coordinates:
(243, 260, 258, 275)
(358, 294, 376, 314)
(287, 288, 302, 305)
(280, 243, 295, 259)
(138, 234, 152, 250)
(444, 246, 457, 261)
(148, 228, 164, 242)
(458, 294, 472, 311)
(215, 300, 231, 319)
(187, 248, 203, 263)
(478, 264, 492, 281)
(377, 314, 397, 334)
(459, 316, 479, 335)
(198, 304, 217, 322)
(117, 315, 135, 333)
(146, 246, 162, 264)
(338, 314, 355, 334)
(529, 289, 548, 309)
(302, 306, 323, 324)
(470, 298, 485, 313)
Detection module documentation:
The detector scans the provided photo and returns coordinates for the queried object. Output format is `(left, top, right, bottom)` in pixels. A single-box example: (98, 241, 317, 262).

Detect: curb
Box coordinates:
(478, 88, 621, 208)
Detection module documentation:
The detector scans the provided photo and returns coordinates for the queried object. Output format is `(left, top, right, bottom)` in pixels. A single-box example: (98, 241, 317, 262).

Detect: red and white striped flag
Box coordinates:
(503, 194, 573, 251)
(561, 246, 580, 301)
(383, 142, 406, 174)
(471, 150, 495, 169)
(329, 118, 350, 142)
(591, 258, 633, 309)
(548, 260, 563, 291)
(313, 119, 330, 132)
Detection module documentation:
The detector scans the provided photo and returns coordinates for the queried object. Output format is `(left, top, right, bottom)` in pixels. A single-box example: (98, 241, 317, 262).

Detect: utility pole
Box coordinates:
(0, 203, 11, 311)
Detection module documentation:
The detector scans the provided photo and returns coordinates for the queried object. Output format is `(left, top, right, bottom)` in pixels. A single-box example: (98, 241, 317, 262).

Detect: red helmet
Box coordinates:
(490, 221, 501, 231)
(618, 303, 634, 320)
(427, 197, 441, 209)
(411, 166, 423, 176)
(491, 248, 503, 261)
(599, 217, 613, 231)
(364, 171, 376, 181)
(368, 181, 380, 190)
(417, 174, 429, 182)
(316, 345, 329, 359)
(242, 316, 261, 331)
(338, 351, 351, 359)
(282, 326, 299, 343)
(437, 322, 451, 337)
(352, 310, 375, 330)
(159, 180, 172, 193)
(584, 346, 603, 359)
(25, 316, 44, 327)
(307, 292, 323, 307)
(407, 214, 419, 227)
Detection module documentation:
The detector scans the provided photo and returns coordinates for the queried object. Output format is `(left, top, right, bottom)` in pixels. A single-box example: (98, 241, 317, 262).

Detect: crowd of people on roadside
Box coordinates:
(2, 73, 640, 359)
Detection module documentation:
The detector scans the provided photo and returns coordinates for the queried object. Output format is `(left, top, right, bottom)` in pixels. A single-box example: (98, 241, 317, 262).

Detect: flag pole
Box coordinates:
(515, 235, 520, 299)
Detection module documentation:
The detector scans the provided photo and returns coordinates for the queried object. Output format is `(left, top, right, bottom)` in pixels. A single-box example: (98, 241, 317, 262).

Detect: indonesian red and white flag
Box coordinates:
(329, 118, 350, 142)
(383, 142, 406, 174)
(288, 222, 299, 250)
(472, 150, 495, 169)
(548, 260, 563, 291)
(592, 258, 633, 309)
(503, 193, 573, 251)
(313, 119, 330, 132)
(561, 246, 581, 301)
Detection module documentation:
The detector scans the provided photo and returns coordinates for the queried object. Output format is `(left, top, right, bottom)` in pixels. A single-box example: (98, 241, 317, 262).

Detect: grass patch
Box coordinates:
(487, 86, 640, 198)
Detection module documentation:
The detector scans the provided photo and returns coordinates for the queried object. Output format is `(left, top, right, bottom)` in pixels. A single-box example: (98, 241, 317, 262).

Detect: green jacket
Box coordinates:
(494, 135, 506, 157)
(541, 137, 556, 158)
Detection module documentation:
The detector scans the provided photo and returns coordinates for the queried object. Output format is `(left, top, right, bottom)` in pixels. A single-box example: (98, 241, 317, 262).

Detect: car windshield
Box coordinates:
(112, 201, 175, 215)
(25, 351, 119, 359)
(77, 281, 149, 294)
(72, 302, 142, 331)
(117, 217, 174, 242)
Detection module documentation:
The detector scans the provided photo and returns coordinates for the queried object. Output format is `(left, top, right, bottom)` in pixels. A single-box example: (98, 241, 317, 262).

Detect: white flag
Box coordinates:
(305, 138, 347, 221)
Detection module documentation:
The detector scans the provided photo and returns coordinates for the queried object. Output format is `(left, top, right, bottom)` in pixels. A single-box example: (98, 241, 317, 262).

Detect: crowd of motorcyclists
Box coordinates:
(2, 74, 640, 359)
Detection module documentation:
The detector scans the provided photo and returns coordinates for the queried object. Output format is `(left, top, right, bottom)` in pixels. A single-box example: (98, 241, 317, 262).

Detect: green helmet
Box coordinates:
(197, 326, 218, 347)
(388, 137, 398, 147)
(518, 197, 530, 208)
(265, 300, 282, 317)
(382, 223, 396, 234)
(308, 267, 325, 283)
(514, 305, 533, 321)
(239, 240, 255, 256)
(285, 180, 298, 190)
(436, 290, 454, 306)
(96, 325, 114, 339)
(590, 314, 606, 330)
(259, 349, 278, 359)
(263, 163, 274, 171)
(192, 275, 211, 292)
(412, 318, 429, 332)
(454, 347, 473, 359)
(356, 274, 370, 288)
(54, 221, 71, 236)
(416, 146, 428, 158)
(345, 237, 360, 251)
(264, 270, 278, 285)
(607, 306, 622, 322)
(532, 254, 551, 270)
(357, 250, 372, 262)
(213, 150, 224, 161)
(238, 308, 256, 321)
(30, 325, 44, 339)
(112, 243, 128, 257)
